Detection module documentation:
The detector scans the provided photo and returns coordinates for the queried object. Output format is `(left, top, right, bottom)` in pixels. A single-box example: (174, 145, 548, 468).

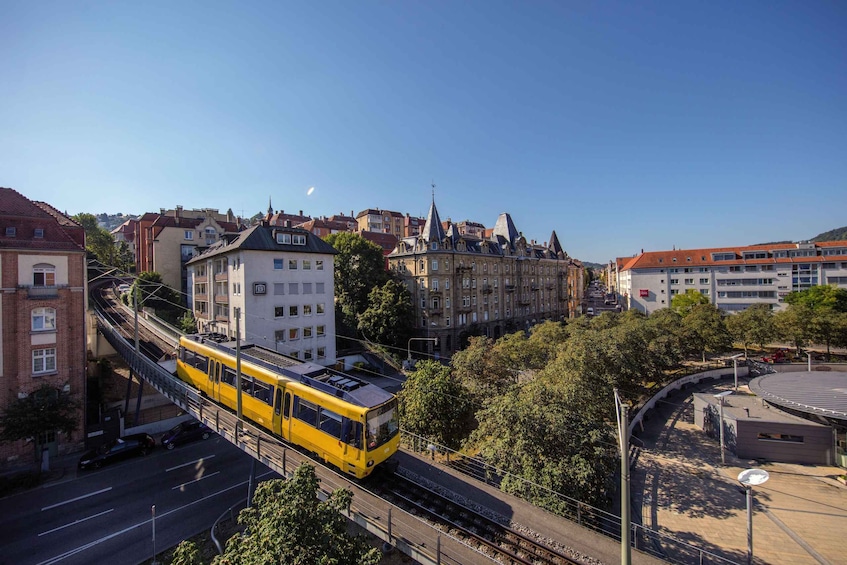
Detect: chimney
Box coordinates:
(175, 205, 182, 219)
(299, 210, 303, 216)
(160, 208, 166, 215)
(284, 220, 291, 228)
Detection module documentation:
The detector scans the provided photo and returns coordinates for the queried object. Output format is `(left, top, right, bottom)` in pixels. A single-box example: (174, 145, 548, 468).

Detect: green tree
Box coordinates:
(773, 304, 814, 355)
(468, 375, 617, 510)
(213, 464, 380, 565)
(671, 289, 711, 317)
(170, 540, 202, 565)
(115, 240, 135, 273)
(178, 312, 197, 334)
(398, 360, 475, 449)
(0, 384, 80, 472)
(450, 336, 514, 404)
(357, 278, 415, 350)
(131, 272, 185, 325)
(683, 304, 731, 362)
(725, 304, 775, 357)
(323, 233, 389, 333)
(73, 212, 118, 265)
(785, 286, 847, 358)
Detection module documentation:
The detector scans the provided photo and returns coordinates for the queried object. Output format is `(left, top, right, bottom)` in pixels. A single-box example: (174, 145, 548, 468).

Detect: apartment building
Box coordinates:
(356, 209, 405, 238)
(187, 222, 338, 365)
(616, 241, 847, 315)
(0, 188, 87, 466)
(120, 207, 241, 298)
(388, 200, 583, 358)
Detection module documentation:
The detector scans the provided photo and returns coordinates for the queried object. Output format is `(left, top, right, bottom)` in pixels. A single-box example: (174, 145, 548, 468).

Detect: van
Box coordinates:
(586, 307, 594, 316)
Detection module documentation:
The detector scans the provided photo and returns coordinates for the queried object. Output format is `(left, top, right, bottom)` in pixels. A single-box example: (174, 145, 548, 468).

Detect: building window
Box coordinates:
(303, 260, 311, 270)
(289, 305, 299, 317)
(273, 283, 285, 295)
(684, 278, 694, 285)
(274, 259, 284, 270)
(317, 303, 325, 315)
(421, 296, 426, 308)
(317, 325, 326, 337)
(316, 282, 325, 294)
(33, 265, 56, 287)
(758, 433, 803, 443)
(34, 228, 44, 238)
(304, 327, 313, 338)
(184, 230, 194, 240)
(288, 282, 299, 294)
(6, 227, 16, 237)
(303, 349, 313, 360)
(288, 328, 299, 340)
(431, 259, 438, 271)
(446, 297, 450, 309)
(316, 260, 324, 270)
(317, 347, 326, 359)
(700, 278, 709, 284)
(303, 304, 312, 316)
(274, 306, 285, 317)
(431, 279, 439, 291)
(33, 348, 57, 375)
(289, 259, 298, 270)
(275, 330, 285, 342)
(276, 233, 292, 244)
(32, 307, 56, 331)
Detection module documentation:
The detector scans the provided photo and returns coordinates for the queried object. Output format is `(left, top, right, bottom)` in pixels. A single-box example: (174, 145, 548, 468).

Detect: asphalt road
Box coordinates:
(0, 436, 276, 565)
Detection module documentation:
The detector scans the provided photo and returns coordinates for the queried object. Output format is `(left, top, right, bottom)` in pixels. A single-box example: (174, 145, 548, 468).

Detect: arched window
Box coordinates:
(32, 307, 56, 331)
(33, 264, 56, 287)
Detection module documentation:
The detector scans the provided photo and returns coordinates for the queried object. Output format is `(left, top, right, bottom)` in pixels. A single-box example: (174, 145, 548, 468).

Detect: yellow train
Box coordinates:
(175, 333, 399, 479)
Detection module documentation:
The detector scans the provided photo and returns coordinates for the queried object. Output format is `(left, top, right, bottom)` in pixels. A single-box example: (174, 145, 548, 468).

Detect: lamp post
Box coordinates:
(613, 389, 631, 565)
(407, 337, 439, 366)
(729, 353, 743, 392)
(737, 469, 769, 565)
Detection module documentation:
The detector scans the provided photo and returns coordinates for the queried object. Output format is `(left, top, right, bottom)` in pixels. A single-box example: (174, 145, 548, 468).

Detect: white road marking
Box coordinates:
(41, 488, 113, 511)
(166, 454, 215, 472)
(38, 509, 114, 536)
(172, 471, 220, 489)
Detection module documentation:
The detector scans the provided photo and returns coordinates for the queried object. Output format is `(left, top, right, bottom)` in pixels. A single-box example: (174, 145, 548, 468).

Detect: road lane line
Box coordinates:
(172, 471, 221, 489)
(41, 487, 113, 511)
(166, 454, 216, 472)
(37, 479, 252, 565)
(38, 509, 114, 536)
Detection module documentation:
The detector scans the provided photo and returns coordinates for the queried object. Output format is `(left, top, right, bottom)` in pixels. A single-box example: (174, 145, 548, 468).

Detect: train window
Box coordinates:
(241, 375, 254, 395)
(283, 393, 291, 419)
(318, 408, 342, 439)
(341, 419, 362, 448)
(207, 358, 214, 377)
(295, 398, 318, 427)
(274, 388, 282, 415)
(253, 380, 271, 404)
(221, 366, 236, 386)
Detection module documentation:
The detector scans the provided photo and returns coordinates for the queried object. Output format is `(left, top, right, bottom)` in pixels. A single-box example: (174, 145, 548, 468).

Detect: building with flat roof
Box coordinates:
(616, 240, 847, 315)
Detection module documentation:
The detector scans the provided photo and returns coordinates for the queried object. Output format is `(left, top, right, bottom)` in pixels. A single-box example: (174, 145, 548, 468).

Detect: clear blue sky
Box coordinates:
(2, 1, 845, 263)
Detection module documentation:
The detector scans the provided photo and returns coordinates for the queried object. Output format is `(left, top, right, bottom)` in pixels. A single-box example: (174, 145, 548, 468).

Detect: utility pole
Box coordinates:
(614, 389, 631, 565)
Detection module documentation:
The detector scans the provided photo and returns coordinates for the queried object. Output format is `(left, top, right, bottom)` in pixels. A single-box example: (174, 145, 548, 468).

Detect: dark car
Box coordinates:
(78, 433, 155, 470)
(161, 420, 213, 450)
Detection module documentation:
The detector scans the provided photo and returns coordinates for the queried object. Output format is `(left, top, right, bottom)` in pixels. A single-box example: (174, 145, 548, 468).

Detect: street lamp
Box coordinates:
(407, 337, 439, 367)
(729, 353, 744, 392)
(738, 468, 770, 565)
(613, 389, 631, 565)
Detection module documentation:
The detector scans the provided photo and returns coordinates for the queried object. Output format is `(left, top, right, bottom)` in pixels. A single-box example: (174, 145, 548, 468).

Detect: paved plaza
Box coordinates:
(632, 379, 847, 565)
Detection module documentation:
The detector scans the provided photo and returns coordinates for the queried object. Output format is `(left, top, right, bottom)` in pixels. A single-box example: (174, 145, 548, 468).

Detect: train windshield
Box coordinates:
(365, 400, 399, 451)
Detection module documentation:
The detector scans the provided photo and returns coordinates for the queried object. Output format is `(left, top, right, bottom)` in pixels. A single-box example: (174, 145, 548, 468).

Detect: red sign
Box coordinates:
(639, 289, 649, 298)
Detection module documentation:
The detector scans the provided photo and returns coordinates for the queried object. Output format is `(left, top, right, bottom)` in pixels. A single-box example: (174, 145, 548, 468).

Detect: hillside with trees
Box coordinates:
(812, 226, 847, 242)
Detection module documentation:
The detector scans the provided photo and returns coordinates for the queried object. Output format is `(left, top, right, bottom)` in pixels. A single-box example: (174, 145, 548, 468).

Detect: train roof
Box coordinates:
(181, 334, 394, 409)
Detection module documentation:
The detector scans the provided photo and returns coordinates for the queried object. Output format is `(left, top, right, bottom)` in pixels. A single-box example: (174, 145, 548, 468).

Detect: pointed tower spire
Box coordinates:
(492, 213, 520, 245)
(422, 195, 446, 243)
(267, 197, 273, 216)
(548, 230, 565, 256)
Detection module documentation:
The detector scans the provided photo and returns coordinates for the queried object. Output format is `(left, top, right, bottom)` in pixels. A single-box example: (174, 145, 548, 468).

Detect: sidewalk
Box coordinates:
(632, 379, 847, 565)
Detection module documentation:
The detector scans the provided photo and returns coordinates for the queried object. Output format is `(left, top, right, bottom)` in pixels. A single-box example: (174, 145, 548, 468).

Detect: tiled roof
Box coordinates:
(188, 222, 337, 263)
(620, 241, 847, 270)
(0, 187, 86, 251)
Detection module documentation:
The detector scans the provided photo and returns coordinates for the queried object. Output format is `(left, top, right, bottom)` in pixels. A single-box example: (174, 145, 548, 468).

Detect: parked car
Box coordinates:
(161, 420, 213, 450)
(78, 433, 155, 470)
(116, 283, 131, 294)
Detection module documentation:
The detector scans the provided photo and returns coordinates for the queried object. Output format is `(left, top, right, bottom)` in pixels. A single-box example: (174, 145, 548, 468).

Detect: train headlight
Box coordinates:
(367, 459, 374, 467)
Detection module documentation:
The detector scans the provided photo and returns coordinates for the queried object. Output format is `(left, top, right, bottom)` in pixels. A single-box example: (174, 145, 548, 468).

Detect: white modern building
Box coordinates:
(616, 240, 847, 315)
(187, 221, 338, 365)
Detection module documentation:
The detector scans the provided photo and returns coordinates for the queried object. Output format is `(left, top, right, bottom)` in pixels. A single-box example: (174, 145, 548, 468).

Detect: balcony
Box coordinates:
(22, 285, 62, 299)
(214, 295, 229, 304)
(505, 284, 516, 292)
(194, 293, 208, 302)
(214, 273, 228, 282)
(194, 309, 210, 320)
(482, 284, 493, 294)
(428, 307, 443, 315)
(194, 275, 208, 283)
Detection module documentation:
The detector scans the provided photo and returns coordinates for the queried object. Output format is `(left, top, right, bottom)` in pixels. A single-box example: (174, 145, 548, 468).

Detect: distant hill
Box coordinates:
(812, 226, 847, 242)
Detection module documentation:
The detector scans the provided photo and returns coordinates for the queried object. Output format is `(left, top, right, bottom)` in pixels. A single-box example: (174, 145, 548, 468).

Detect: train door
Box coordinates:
(272, 386, 283, 436)
(280, 391, 292, 441)
(207, 359, 221, 400)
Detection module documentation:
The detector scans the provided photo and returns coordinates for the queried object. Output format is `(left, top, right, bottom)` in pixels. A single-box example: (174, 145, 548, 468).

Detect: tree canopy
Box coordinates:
(671, 290, 711, 317)
(74, 212, 118, 266)
(357, 278, 414, 351)
(212, 464, 381, 565)
(398, 360, 476, 449)
(725, 304, 775, 356)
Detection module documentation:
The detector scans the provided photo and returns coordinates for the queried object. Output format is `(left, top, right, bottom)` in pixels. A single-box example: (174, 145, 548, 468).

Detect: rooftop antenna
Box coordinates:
(431, 180, 436, 202)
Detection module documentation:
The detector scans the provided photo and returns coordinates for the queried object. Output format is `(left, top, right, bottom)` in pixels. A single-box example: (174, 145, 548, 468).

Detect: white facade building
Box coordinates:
(187, 222, 338, 365)
(617, 241, 847, 315)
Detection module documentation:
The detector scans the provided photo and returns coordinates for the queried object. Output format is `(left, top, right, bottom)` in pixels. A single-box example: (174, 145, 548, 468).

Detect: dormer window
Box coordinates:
(5, 227, 15, 237)
(293, 234, 306, 245)
(276, 233, 292, 244)
(431, 242, 438, 250)
(34, 228, 44, 238)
